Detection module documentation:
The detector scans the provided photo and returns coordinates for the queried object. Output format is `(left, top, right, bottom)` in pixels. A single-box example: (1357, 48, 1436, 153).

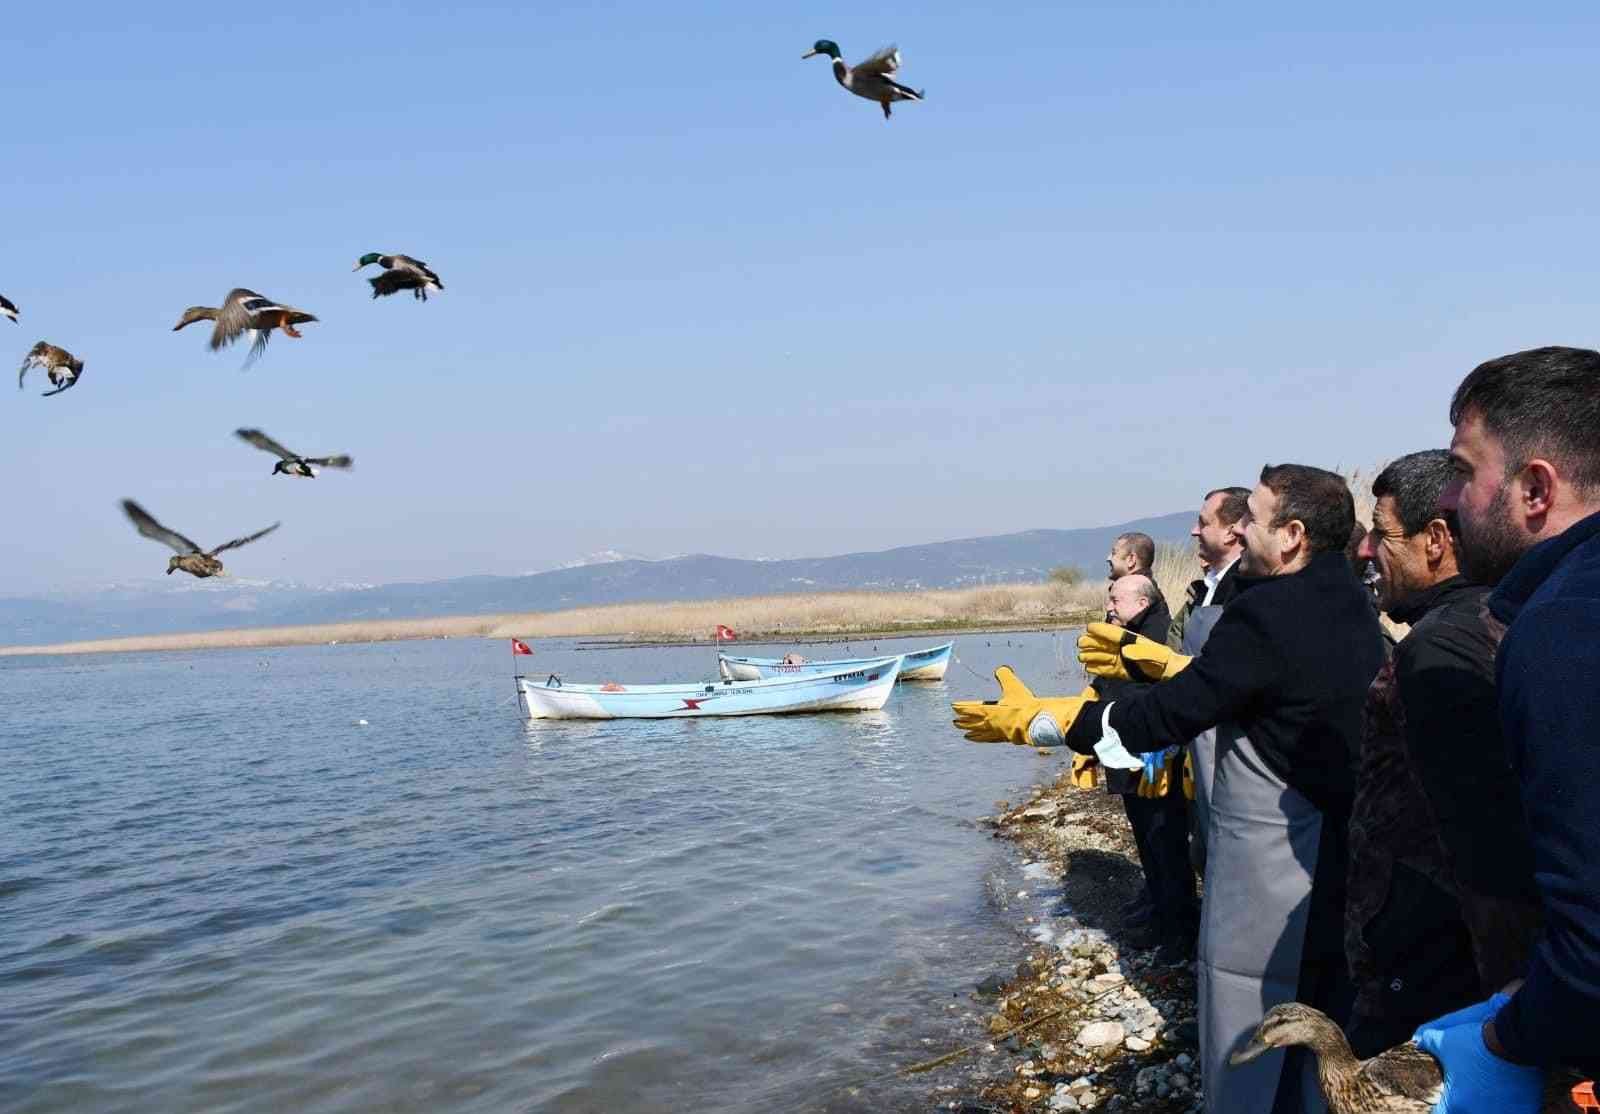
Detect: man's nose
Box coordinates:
(1356, 531, 1376, 561)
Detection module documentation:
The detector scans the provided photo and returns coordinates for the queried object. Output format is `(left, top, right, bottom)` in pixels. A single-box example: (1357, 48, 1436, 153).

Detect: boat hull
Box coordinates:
(719, 641, 952, 682)
(518, 657, 902, 720)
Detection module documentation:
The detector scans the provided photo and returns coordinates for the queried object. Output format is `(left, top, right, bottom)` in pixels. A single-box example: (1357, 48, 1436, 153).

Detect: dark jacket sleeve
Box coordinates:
(1490, 599, 1600, 1070)
(1394, 633, 1538, 903)
(1101, 596, 1281, 754)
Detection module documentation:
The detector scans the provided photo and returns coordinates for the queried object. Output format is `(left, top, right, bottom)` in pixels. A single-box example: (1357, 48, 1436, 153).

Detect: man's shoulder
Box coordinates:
(1397, 586, 1498, 672)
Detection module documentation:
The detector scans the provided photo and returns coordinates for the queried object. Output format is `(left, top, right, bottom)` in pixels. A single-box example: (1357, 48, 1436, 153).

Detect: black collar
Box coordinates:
(1385, 574, 1477, 626)
(1489, 508, 1600, 626)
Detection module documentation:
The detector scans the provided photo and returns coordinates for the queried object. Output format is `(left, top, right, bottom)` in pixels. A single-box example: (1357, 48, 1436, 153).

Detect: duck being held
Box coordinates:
(801, 40, 924, 119)
(1231, 1003, 1580, 1114)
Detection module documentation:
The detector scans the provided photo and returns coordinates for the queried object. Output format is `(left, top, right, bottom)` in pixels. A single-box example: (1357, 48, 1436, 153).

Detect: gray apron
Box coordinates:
(1183, 607, 1327, 1114)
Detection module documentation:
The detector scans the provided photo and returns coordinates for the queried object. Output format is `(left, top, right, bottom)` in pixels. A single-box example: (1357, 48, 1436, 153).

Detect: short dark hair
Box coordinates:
(1258, 464, 1355, 558)
(1204, 486, 1251, 527)
(1115, 531, 1155, 573)
(1372, 450, 1459, 537)
(1449, 346, 1600, 492)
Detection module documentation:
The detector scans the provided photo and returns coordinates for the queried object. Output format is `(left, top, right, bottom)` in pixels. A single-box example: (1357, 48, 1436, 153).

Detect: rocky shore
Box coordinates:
(932, 770, 1204, 1114)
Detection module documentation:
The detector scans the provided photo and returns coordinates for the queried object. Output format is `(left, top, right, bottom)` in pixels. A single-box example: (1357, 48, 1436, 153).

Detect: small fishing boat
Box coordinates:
(718, 641, 953, 682)
(518, 656, 903, 719)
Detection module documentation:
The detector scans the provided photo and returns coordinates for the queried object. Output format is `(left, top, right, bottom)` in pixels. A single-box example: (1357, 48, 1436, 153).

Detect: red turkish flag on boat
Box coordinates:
(714, 625, 737, 642)
(511, 639, 533, 655)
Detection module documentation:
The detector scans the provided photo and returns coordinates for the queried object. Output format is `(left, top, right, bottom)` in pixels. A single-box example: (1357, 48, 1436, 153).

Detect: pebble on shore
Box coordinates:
(943, 773, 1203, 1113)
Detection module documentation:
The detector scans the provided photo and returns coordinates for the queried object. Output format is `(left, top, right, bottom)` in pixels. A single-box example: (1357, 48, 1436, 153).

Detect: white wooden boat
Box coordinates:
(517, 656, 903, 719)
(718, 641, 953, 682)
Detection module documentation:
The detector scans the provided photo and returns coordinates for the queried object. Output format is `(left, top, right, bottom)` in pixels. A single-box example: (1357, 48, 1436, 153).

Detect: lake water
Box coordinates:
(0, 632, 1088, 1113)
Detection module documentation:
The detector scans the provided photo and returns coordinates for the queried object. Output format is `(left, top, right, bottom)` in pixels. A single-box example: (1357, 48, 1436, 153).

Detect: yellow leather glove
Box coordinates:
(1077, 621, 1194, 683)
(1137, 751, 1174, 798)
(1070, 754, 1100, 789)
(1182, 750, 1196, 800)
(951, 666, 1096, 746)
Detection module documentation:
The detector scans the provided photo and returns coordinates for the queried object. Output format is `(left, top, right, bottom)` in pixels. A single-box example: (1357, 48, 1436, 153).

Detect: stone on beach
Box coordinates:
(1075, 1020, 1125, 1052)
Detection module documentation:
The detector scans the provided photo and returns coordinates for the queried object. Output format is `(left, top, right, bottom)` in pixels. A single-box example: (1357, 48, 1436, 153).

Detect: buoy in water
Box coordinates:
(355, 719, 368, 726)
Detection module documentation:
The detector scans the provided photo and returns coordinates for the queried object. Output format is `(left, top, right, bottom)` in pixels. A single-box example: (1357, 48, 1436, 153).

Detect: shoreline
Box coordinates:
(0, 612, 1102, 659)
(932, 770, 1202, 1113)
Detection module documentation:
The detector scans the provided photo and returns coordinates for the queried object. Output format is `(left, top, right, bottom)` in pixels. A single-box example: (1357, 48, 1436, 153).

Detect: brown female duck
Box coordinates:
(173, 288, 317, 367)
(121, 499, 280, 578)
(1232, 1003, 1581, 1113)
(18, 342, 84, 396)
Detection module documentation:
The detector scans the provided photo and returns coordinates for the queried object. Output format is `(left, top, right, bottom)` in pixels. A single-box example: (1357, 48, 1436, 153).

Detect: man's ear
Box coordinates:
(1422, 517, 1453, 565)
(1520, 459, 1558, 520)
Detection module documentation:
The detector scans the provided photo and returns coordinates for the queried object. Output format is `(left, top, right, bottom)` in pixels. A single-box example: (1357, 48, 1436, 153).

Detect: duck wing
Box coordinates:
(235, 428, 299, 461)
(40, 367, 81, 397)
(206, 521, 281, 557)
(1358, 1042, 1442, 1108)
(122, 500, 203, 555)
(302, 454, 353, 469)
(852, 45, 902, 76)
(392, 255, 442, 287)
(18, 342, 44, 389)
(0, 294, 17, 321)
(210, 289, 277, 351)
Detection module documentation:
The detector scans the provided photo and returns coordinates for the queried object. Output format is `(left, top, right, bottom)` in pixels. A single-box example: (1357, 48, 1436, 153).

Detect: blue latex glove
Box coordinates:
(1413, 993, 1509, 1039)
(1414, 1013, 1541, 1114)
(1142, 750, 1165, 782)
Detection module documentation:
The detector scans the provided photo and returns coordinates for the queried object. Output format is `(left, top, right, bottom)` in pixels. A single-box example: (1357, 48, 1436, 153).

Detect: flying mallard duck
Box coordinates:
(121, 499, 281, 578)
(235, 428, 353, 478)
(1231, 1003, 1582, 1114)
(173, 289, 318, 367)
(1, 294, 17, 323)
(801, 40, 924, 119)
(353, 253, 443, 301)
(18, 342, 84, 396)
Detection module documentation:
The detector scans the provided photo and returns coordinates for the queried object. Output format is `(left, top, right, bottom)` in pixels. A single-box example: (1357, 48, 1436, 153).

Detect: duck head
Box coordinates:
(802, 39, 841, 60)
(173, 306, 219, 331)
(1230, 1003, 1339, 1065)
(353, 253, 384, 271)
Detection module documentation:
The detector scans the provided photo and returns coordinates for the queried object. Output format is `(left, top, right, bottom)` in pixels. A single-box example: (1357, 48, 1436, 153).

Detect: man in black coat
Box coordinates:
(1344, 450, 1541, 1057)
(1415, 347, 1600, 1105)
(1096, 574, 1196, 962)
(1066, 464, 1387, 1114)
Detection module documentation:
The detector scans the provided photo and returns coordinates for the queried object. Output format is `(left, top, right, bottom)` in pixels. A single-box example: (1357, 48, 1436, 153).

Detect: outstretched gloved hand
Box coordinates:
(951, 667, 1096, 746)
(1413, 995, 1540, 1114)
(1077, 622, 1193, 683)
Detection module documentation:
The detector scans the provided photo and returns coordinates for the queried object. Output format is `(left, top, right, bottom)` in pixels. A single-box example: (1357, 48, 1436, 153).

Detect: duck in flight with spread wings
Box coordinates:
(173, 288, 318, 367)
(235, 428, 353, 478)
(121, 499, 281, 578)
(801, 40, 924, 119)
(19, 342, 84, 396)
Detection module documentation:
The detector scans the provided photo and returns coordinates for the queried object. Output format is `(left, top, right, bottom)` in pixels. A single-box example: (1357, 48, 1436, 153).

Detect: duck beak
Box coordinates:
(1228, 1037, 1272, 1067)
(801, 48, 819, 59)
(352, 261, 364, 271)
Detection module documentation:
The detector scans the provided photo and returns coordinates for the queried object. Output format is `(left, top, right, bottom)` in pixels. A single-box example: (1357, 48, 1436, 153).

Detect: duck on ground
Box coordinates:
(1230, 1003, 1580, 1113)
(353, 253, 443, 300)
(801, 40, 924, 119)
(121, 499, 280, 578)
(173, 288, 318, 367)
(1, 294, 17, 323)
(235, 428, 353, 478)
(18, 342, 84, 396)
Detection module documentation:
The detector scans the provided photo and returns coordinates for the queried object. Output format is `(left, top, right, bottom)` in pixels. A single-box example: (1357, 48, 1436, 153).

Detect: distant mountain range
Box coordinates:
(0, 512, 1192, 647)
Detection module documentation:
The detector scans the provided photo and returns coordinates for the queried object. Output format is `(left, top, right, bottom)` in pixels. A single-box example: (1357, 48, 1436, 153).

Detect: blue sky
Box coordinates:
(4, 2, 1598, 592)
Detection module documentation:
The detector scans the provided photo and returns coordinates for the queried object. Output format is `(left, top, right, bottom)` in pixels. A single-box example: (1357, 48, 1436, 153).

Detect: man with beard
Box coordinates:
(1344, 450, 1541, 1058)
(1415, 346, 1600, 1106)
(955, 464, 1386, 1114)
